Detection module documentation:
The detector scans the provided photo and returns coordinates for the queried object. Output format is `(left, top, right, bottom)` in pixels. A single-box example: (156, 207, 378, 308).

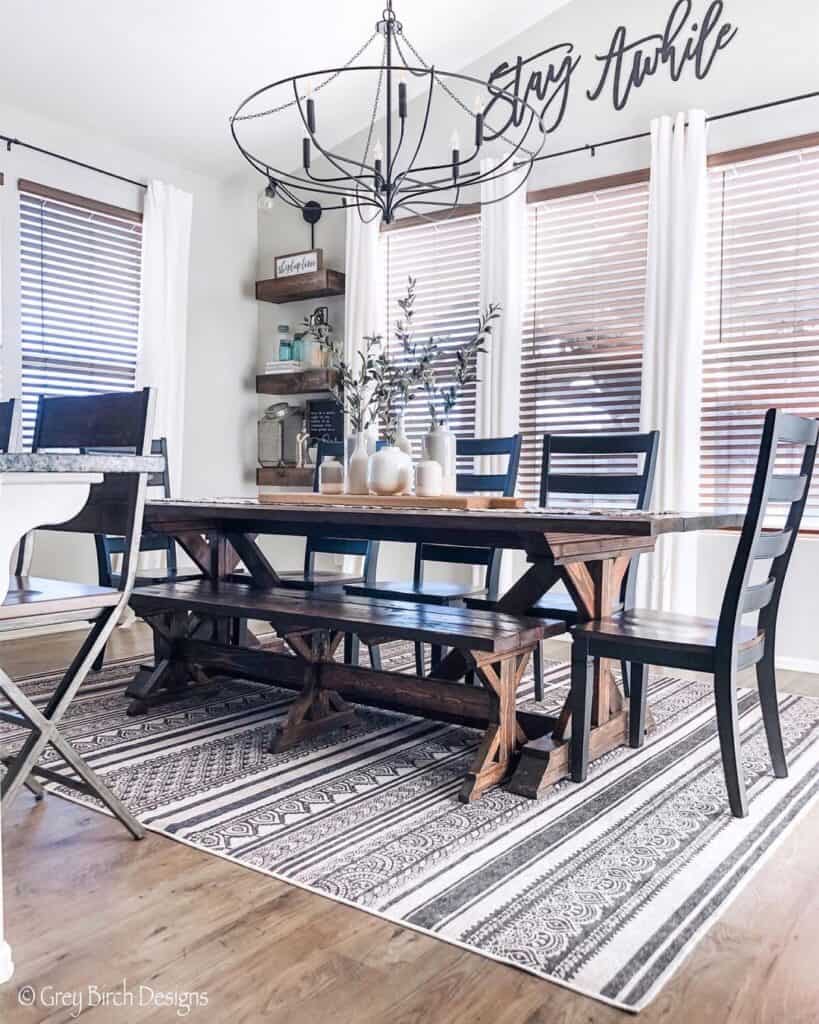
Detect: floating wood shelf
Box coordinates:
(256, 269, 345, 304)
(257, 466, 315, 487)
(256, 368, 338, 395)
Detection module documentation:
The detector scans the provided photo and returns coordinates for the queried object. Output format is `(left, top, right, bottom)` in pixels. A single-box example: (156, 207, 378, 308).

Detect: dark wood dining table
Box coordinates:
(139, 497, 742, 797)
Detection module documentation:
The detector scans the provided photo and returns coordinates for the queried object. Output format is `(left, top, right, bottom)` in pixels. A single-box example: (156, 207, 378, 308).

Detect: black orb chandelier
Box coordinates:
(231, 1, 547, 224)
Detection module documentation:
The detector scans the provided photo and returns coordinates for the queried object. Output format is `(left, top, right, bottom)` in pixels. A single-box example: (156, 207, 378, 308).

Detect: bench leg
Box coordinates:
(270, 631, 357, 754)
(460, 650, 530, 803)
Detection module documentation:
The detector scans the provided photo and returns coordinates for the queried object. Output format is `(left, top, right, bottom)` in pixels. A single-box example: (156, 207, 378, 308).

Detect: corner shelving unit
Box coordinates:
(255, 266, 344, 487)
(255, 367, 340, 488)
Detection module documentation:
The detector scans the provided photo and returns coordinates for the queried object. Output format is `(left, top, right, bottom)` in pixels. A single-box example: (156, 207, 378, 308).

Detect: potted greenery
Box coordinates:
(422, 301, 502, 494)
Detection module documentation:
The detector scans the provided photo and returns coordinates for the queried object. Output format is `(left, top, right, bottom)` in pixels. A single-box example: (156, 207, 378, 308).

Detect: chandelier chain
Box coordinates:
(232, 31, 380, 122)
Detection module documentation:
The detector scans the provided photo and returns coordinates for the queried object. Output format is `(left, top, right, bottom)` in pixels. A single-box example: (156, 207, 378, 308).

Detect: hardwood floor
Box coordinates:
(2, 626, 819, 1022)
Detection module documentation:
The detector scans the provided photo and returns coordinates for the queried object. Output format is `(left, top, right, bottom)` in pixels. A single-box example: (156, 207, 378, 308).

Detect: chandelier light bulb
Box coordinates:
(450, 130, 461, 152)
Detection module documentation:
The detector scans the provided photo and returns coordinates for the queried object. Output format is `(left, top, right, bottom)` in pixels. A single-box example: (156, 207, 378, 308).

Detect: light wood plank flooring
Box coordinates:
(1, 625, 819, 1022)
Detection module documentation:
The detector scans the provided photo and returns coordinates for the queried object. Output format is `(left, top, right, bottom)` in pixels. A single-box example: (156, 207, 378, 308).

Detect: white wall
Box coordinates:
(0, 100, 259, 586)
(257, 0, 819, 667)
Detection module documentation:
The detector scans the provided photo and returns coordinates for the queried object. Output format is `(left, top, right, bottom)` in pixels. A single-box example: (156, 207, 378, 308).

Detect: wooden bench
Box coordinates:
(130, 580, 564, 801)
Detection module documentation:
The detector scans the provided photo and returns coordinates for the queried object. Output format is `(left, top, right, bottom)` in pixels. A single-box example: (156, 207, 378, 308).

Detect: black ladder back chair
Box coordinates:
(0, 398, 17, 452)
(1, 388, 160, 839)
(277, 439, 382, 667)
(346, 434, 522, 674)
(569, 408, 819, 818)
(530, 431, 660, 701)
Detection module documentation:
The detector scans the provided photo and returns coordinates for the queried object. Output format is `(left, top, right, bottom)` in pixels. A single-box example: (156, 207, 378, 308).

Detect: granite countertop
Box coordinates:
(0, 453, 166, 473)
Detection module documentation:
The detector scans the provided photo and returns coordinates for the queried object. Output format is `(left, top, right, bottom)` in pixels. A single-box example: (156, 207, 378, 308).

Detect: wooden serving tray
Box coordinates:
(257, 491, 527, 510)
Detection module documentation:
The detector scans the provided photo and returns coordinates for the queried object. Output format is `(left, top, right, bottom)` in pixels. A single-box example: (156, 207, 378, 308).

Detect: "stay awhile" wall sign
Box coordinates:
(482, 0, 738, 140)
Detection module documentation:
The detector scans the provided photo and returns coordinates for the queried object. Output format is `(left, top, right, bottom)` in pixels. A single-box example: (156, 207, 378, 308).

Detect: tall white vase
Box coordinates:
(422, 422, 457, 495)
(395, 414, 413, 458)
(346, 432, 370, 495)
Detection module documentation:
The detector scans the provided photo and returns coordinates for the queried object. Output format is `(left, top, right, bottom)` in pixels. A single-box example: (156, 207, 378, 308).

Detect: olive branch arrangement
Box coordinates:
(307, 277, 502, 442)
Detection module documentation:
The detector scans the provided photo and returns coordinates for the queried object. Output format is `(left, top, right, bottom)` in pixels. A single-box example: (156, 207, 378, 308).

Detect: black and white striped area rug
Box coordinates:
(3, 646, 819, 1013)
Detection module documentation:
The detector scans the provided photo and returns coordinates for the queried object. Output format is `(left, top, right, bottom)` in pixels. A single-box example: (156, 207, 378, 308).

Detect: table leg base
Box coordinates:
(270, 689, 357, 754)
(125, 661, 220, 716)
(507, 710, 630, 798)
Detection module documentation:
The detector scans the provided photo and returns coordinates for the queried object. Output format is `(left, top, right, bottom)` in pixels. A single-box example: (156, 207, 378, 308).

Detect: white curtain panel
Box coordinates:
(344, 206, 382, 372)
(638, 110, 709, 613)
(136, 180, 194, 494)
(477, 157, 528, 592)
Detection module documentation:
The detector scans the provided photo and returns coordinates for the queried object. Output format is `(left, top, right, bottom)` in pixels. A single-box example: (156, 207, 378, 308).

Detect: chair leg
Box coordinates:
(344, 634, 360, 666)
(713, 667, 749, 818)
(430, 645, 443, 670)
(569, 641, 594, 783)
(756, 649, 787, 778)
(629, 662, 647, 748)
(92, 644, 106, 672)
(620, 660, 631, 698)
(415, 642, 425, 676)
(369, 644, 382, 671)
(533, 641, 544, 702)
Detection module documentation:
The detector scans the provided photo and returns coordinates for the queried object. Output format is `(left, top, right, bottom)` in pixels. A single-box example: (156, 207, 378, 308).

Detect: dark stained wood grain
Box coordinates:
(256, 269, 345, 304)
(131, 581, 548, 654)
(256, 369, 339, 396)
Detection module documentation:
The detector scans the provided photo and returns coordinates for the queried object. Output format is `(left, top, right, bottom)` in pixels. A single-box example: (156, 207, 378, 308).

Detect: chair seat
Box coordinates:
(1, 576, 120, 620)
(113, 569, 202, 588)
(573, 609, 764, 671)
(278, 570, 365, 592)
(344, 580, 488, 605)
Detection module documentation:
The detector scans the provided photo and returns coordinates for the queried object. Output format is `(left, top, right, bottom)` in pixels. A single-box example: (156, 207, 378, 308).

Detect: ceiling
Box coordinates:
(0, 0, 572, 184)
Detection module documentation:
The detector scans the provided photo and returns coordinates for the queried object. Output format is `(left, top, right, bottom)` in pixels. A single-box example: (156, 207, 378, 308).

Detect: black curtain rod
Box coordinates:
(0, 133, 147, 190)
(534, 89, 819, 164)
(2, 88, 817, 186)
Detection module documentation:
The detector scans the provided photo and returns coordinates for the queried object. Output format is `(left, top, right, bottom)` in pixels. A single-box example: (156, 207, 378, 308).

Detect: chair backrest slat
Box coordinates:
(741, 578, 776, 614)
(0, 399, 16, 453)
(545, 473, 647, 496)
(753, 529, 792, 560)
(417, 434, 522, 600)
(767, 474, 807, 503)
(717, 408, 819, 665)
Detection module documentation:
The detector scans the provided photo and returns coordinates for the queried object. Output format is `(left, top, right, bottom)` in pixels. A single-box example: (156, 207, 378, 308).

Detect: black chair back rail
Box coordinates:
(0, 398, 16, 452)
(416, 433, 522, 601)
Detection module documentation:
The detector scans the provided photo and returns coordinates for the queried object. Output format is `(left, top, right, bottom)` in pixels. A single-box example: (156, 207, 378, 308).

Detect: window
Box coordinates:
(519, 177, 650, 500)
(381, 213, 481, 456)
(702, 142, 819, 526)
(18, 181, 143, 446)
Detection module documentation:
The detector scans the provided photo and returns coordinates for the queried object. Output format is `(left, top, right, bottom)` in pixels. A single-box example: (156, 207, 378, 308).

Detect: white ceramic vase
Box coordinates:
(422, 422, 457, 495)
(395, 414, 413, 458)
(346, 432, 370, 494)
(368, 445, 411, 496)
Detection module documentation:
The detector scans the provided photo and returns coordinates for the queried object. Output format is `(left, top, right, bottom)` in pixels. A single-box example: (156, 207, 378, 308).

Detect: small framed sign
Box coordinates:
(275, 248, 323, 278)
(307, 398, 344, 442)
